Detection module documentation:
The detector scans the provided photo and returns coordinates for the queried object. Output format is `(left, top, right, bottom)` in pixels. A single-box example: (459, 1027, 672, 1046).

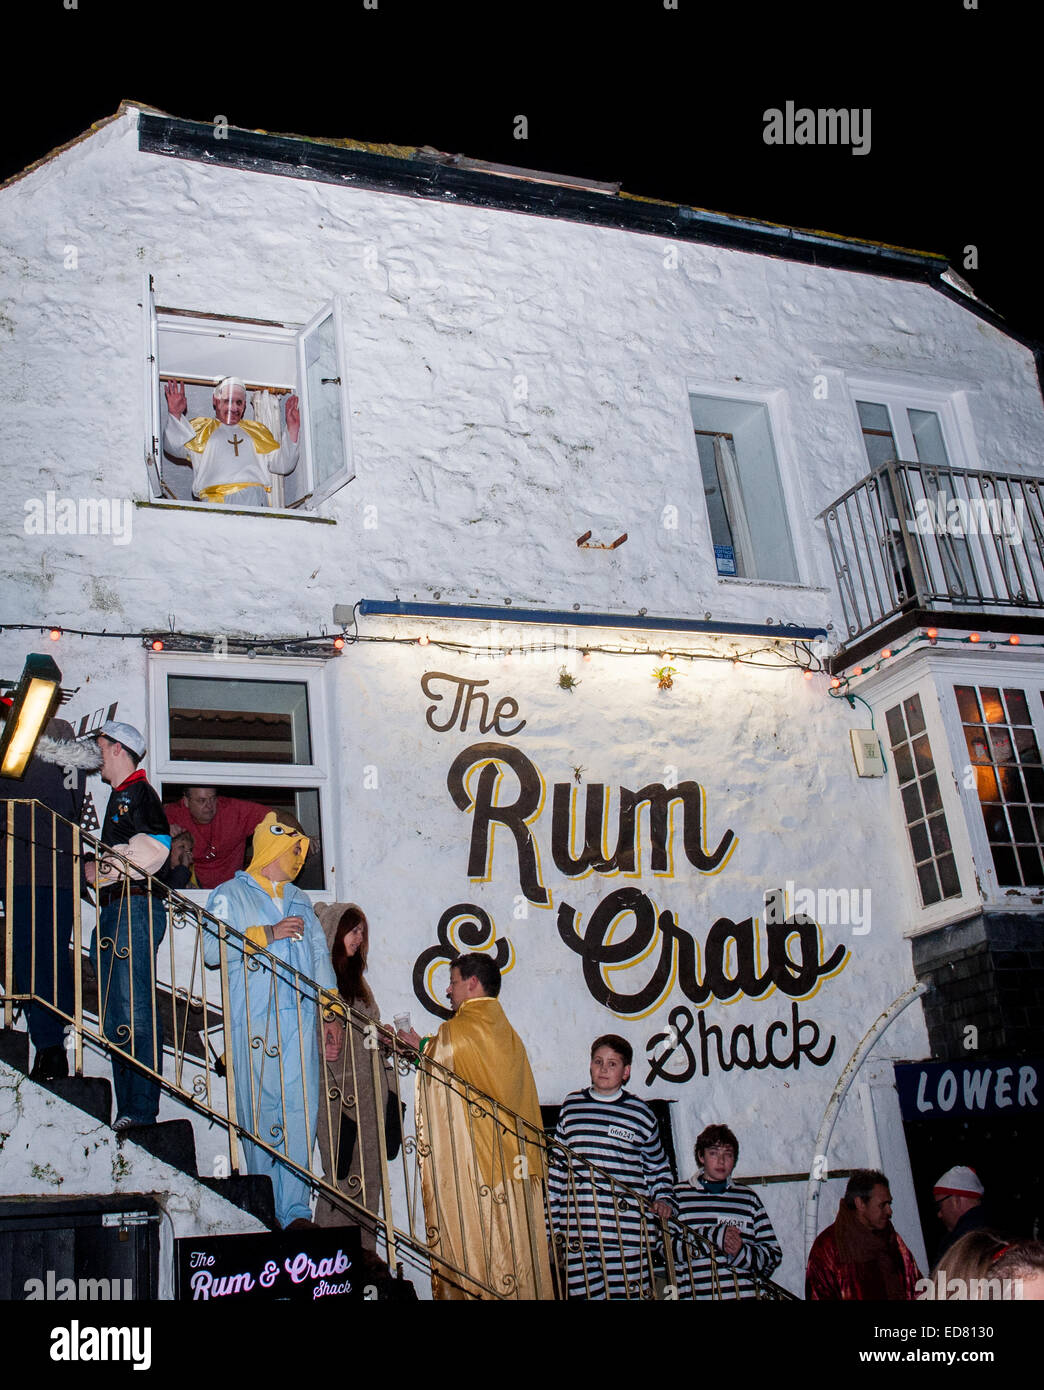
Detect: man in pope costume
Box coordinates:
(399, 953, 554, 1300)
(164, 376, 300, 506)
(204, 812, 342, 1228)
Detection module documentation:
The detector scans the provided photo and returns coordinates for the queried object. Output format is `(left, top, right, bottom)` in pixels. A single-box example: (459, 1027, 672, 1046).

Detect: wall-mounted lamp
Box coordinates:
(0, 653, 63, 779)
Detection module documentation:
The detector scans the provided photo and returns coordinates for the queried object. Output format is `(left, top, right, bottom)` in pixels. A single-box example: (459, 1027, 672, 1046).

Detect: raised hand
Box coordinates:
(164, 379, 188, 417)
(284, 393, 301, 442)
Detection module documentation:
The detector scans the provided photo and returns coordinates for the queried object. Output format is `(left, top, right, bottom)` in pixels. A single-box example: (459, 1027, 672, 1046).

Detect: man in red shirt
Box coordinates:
(164, 787, 270, 890)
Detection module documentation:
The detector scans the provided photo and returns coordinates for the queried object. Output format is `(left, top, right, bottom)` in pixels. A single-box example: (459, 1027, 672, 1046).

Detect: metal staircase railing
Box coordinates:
(2, 798, 794, 1300)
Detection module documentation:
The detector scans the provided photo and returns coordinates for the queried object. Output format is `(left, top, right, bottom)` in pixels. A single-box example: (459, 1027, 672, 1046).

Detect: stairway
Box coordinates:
(0, 1026, 277, 1229)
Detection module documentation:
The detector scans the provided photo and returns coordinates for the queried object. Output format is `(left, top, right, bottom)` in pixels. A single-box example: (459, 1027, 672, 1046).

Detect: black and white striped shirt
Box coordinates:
(671, 1175, 782, 1298)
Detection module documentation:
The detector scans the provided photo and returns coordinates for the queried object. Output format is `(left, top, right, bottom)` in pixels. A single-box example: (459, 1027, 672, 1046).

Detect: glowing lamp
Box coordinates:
(0, 653, 63, 779)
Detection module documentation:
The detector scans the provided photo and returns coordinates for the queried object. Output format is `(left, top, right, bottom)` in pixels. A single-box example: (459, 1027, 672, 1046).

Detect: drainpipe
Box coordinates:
(804, 981, 928, 1261)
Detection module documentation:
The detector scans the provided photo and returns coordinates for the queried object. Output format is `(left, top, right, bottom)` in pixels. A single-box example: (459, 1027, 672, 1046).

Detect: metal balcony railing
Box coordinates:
(819, 460, 1044, 644)
(2, 798, 794, 1301)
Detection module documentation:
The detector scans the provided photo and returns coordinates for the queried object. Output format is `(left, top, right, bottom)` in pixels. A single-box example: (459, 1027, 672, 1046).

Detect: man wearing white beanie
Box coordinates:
(933, 1165, 988, 1260)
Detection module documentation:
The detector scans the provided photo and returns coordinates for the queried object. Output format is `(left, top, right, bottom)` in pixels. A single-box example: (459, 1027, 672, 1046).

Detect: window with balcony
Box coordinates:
(689, 395, 798, 583)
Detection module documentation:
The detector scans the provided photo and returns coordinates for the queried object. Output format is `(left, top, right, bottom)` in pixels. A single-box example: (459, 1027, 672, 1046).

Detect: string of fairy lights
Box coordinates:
(2, 619, 1037, 693)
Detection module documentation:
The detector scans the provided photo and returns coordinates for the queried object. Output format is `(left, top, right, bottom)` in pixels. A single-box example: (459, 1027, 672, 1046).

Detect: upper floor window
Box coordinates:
(144, 277, 354, 513)
(689, 394, 798, 583)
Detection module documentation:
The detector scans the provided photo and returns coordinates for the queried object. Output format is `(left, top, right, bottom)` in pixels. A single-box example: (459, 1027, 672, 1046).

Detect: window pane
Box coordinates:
(304, 310, 346, 492)
(954, 686, 981, 723)
(695, 433, 740, 575)
(980, 688, 1005, 723)
(976, 767, 1000, 802)
(938, 854, 961, 898)
(989, 728, 1015, 763)
(980, 803, 1008, 840)
(917, 861, 941, 906)
(1004, 689, 1031, 725)
(901, 783, 923, 822)
(907, 409, 950, 471)
(912, 735, 934, 777)
(1025, 768, 1044, 801)
(909, 822, 931, 863)
(921, 772, 942, 814)
(167, 676, 312, 764)
(885, 704, 907, 747)
(903, 694, 926, 736)
(893, 744, 915, 784)
(965, 726, 990, 762)
(1017, 845, 1044, 885)
(1015, 727, 1041, 763)
(928, 815, 952, 854)
(857, 401, 892, 432)
(1009, 806, 1033, 842)
(998, 766, 1026, 802)
(991, 845, 1019, 885)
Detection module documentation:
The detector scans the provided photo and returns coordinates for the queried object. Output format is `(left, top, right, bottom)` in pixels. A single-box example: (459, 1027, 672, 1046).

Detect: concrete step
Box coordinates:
(39, 1075, 112, 1125)
(199, 1174, 277, 1230)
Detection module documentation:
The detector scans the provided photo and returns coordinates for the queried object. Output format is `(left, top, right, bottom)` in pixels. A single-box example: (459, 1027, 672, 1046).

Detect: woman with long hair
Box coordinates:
(313, 903, 395, 1252)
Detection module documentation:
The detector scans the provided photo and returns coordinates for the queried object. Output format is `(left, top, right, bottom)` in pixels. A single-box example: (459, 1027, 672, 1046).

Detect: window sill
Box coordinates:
(715, 576, 829, 593)
(136, 499, 336, 524)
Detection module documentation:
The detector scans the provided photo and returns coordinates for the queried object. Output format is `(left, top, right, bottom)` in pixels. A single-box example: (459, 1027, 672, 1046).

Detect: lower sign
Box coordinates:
(176, 1227, 363, 1301)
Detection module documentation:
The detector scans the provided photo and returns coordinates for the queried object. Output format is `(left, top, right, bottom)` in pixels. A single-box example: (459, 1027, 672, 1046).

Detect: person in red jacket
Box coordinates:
(806, 1169, 921, 1300)
(164, 787, 270, 890)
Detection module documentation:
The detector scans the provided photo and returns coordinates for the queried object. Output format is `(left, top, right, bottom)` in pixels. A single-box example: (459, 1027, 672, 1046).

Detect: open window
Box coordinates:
(147, 657, 335, 892)
(690, 394, 798, 582)
(143, 275, 354, 512)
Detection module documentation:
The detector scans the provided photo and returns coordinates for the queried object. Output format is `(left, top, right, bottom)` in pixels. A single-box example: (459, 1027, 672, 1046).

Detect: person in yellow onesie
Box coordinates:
(398, 953, 553, 1300)
(204, 812, 342, 1228)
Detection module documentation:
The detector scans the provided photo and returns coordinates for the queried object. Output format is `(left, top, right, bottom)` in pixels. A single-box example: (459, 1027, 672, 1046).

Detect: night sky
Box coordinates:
(4, 1, 1036, 341)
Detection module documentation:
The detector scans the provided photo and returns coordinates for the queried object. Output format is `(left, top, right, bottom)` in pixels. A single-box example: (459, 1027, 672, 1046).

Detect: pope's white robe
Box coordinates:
(164, 414, 299, 506)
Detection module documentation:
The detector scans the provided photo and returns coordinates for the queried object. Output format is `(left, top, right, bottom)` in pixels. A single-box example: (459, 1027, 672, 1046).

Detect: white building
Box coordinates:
(2, 102, 1042, 1298)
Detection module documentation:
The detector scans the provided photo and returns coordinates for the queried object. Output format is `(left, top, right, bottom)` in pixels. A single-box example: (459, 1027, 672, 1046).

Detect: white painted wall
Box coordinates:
(4, 105, 1042, 1295)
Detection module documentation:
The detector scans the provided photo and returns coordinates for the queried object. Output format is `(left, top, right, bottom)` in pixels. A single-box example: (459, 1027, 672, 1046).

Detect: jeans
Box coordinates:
(95, 892, 167, 1122)
(10, 883, 74, 1051)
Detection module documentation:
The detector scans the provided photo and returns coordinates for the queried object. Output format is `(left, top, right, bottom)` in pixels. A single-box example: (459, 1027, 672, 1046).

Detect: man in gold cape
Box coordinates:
(401, 953, 554, 1300)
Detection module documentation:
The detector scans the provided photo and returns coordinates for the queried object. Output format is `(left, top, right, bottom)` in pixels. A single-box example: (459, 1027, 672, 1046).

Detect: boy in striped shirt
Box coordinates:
(671, 1123, 782, 1298)
(548, 1034, 675, 1299)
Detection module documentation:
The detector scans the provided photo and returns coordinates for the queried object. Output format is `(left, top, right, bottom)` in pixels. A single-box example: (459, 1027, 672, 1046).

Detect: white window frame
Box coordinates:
(146, 652, 337, 895)
(685, 379, 811, 588)
(934, 651, 1044, 909)
(857, 653, 983, 934)
(844, 375, 981, 474)
(142, 274, 355, 514)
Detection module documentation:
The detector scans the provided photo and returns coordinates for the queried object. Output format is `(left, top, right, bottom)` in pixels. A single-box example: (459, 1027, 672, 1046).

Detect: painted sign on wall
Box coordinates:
(411, 672, 850, 1083)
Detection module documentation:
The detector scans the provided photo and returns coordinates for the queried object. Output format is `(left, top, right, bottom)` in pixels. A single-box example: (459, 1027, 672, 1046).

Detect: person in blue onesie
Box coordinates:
(204, 811, 343, 1228)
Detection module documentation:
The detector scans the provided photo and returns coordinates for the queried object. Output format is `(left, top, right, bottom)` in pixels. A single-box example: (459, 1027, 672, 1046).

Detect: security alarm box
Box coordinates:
(851, 729, 886, 777)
